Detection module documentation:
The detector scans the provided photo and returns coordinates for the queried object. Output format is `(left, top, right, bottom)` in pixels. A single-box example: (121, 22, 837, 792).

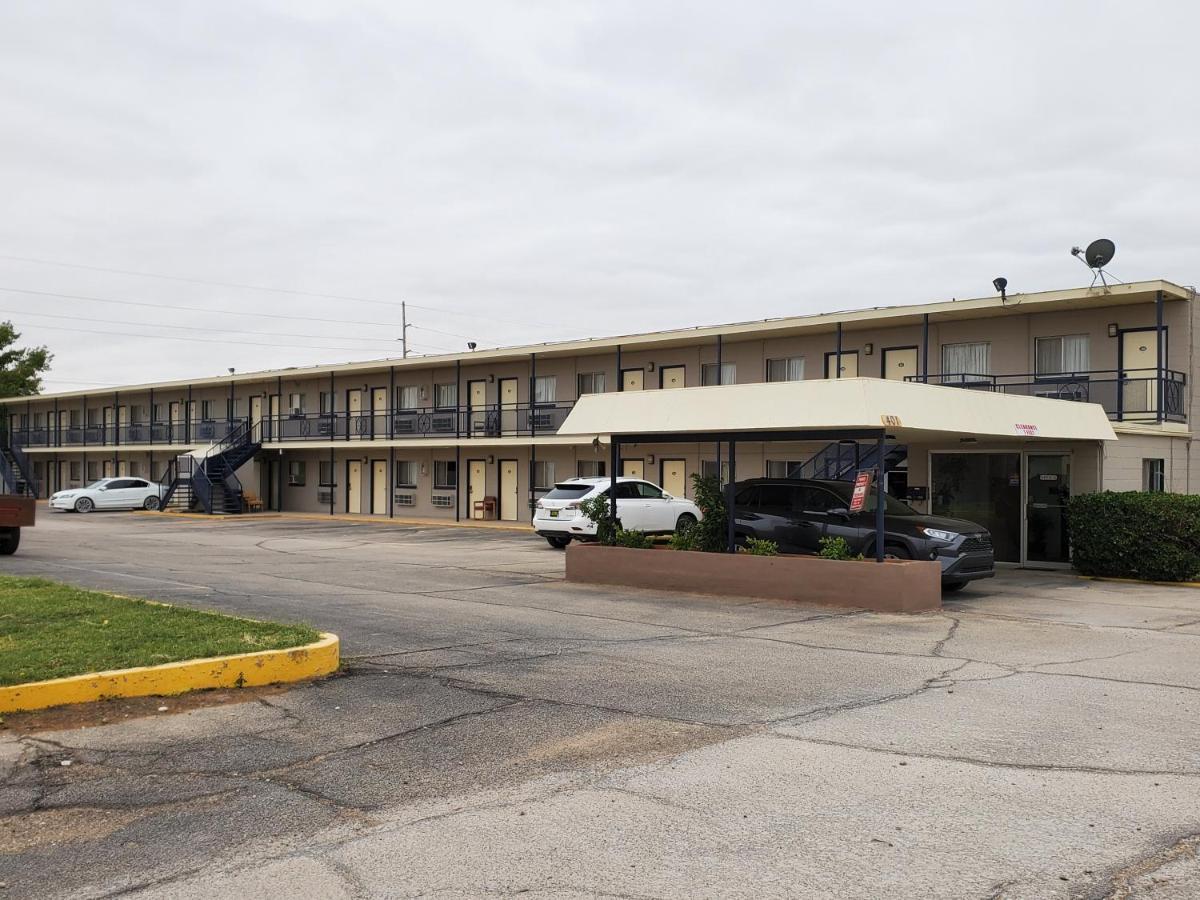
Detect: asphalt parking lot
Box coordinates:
(3, 510, 1200, 899)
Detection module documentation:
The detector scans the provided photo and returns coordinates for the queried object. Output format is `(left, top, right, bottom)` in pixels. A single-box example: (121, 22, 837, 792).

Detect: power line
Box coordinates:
(0, 253, 574, 330)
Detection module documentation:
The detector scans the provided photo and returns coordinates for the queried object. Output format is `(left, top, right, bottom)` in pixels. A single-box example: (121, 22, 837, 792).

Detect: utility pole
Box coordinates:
(401, 301, 409, 358)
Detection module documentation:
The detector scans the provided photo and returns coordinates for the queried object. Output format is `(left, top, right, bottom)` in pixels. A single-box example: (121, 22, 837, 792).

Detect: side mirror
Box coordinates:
(828, 507, 850, 520)
(662, 493, 673, 500)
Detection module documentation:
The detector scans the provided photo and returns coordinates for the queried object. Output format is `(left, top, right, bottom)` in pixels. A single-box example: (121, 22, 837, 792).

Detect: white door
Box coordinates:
(347, 461, 362, 514)
(622, 369, 644, 391)
(621, 459, 643, 479)
(469, 381, 487, 433)
(825, 352, 860, 379)
(347, 390, 364, 439)
(499, 460, 519, 521)
(372, 388, 387, 438)
(118, 460, 129, 477)
(250, 396, 263, 437)
(661, 459, 686, 498)
(883, 347, 918, 381)
(469, 460, 487, 519)
(1121, 330, 1158, 416)
(372, 460, 387, 515)
(659, 366, 685, 389)
(498, 378, 518, 433)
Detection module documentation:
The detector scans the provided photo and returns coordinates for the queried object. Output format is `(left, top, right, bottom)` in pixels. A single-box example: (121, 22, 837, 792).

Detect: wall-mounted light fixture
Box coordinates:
(488, 374, 495, 383)
(419, 386, 428, 400)
(647, 362, 656, 372)
(864, 343, 874, 356)
(487, 454, 494, 464)
(1107, 323, 1119, 338)
(420, 463, 428, 476)
(647, 453, 656, 465)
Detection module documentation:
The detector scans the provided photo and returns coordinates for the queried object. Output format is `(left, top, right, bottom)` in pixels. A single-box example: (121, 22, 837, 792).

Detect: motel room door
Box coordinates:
(659, 366, 686, 389)
(249, 396, 263, 438)
(498, 459, 519, 521)
(882, 347, 918, 381)
(621, 459, 644, 479)
(371, 459, 387, 515)
(372, 388, 388, 440)
(498, 378, 518, 434)
(468, 460, 487, 519)
(1120, 328, 1159, 418)
(347, 390, 364, 440)
(824, 351, 860, 379)
(1025, 454, 1071, 566)
(622, 369, 644, 391)
(346, 460, 363, 514)
(660, 459, 686, 498)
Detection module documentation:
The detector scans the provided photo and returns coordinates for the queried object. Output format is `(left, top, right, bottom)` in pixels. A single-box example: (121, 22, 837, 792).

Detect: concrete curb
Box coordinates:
(0, 633, 339, 714)
(1078, 575, 1200, 589)
(138, 508, 533, 533)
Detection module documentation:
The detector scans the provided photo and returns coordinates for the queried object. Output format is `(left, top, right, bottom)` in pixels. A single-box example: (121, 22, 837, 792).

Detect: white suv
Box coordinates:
(533, 477, 702, 548)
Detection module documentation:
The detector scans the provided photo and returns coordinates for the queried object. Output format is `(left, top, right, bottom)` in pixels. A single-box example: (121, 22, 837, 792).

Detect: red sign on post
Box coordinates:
(849, 469, 874, 513)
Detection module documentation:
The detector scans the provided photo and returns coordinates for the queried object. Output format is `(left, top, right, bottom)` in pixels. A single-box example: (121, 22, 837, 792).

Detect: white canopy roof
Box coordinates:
(559, 378, 1117, 444)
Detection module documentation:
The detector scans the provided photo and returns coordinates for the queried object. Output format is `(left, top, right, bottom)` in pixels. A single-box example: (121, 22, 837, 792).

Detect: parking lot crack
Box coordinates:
(1087, 830, 1200, 899)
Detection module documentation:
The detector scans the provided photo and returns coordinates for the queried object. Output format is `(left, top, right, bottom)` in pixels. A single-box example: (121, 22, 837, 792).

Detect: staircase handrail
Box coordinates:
(0, 447, 18, 495)
(5, 433, 39, 497)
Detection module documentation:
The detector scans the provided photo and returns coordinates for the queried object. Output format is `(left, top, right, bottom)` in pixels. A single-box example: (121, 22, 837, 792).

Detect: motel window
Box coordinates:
(130, 405, 145, 424)
(33, 412, 45, 428)
(395, 385, 420, 411)
(70, 461, 81, 482)
(87, 408, 100, 426)
(701, 363, 736, 386)
(153, 404, 165, 422)
(941, 342, 991, 383)
(1035, 335, 1090, 377)
(433, 459, 457, 490)
(87, 461, 100, 481)
(319, 392, 334, 415)
(128, 461, 141, 477)
(288, 393, 306, 414)
(319, 460, 335, 486)
(577, 460, 606, 478)
(766, 357, 804, 383)
(434, 384, 457, 410)
(701, 459, 730, 482)
(288, 460, 306, 486)
(765, 460, 805, 479)
(1143, 459, 1165, 493)
(534, 376, 557, 404)
(70, 409, 82, 427)
(533, 460, 556, 490)
(200, 400, 215, 421)
(395, 460, 417, 488)
(577, 372, 606, 396)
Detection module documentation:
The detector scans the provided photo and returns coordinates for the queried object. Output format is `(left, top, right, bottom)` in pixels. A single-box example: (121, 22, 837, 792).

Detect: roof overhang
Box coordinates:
(559, 378, 1118, 444)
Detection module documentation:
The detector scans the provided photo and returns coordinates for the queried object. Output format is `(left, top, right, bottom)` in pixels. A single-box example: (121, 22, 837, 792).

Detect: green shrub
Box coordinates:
(688, 473, 729, 553)
(1067, 491, 1200, 582)
(741, 537, 779, 557)
(668, 520, 697, 551)
(578, 493, 618, 544)
(614, 529, 655, 549)
(817, 536, 863, 561)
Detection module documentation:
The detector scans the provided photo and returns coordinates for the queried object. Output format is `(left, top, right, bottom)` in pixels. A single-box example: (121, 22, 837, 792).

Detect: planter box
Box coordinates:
(565, 544, 941, 613)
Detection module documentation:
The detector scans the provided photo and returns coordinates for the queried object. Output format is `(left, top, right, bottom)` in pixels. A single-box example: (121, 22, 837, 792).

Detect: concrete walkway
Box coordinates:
(3, 511, 1199, 898)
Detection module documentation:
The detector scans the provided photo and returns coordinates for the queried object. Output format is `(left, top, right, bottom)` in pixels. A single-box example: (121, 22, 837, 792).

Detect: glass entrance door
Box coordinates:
(1025, 454, 1071, 565)
(930, 453, 1021, 563)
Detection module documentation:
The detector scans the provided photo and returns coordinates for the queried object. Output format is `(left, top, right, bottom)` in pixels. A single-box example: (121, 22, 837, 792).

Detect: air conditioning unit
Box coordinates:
(317, 490, 333, 505)
(394, 492, 415, 507)
(431, 493, 454, 509)
(287, 477, 303, 486)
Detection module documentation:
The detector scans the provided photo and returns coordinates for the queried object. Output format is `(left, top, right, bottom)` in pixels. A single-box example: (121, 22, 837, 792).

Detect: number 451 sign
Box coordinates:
(850, 469, 875, 513)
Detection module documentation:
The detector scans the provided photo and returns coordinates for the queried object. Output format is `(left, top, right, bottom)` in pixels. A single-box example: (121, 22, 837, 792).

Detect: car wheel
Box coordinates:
(675, 513, 698, 533)
(0, 528, 19, 555)
(883, 544, 911, 560)
(75, 497, 94, 513)
(545, 535, 571, 549)
(942, 582, 968, 593)
(143, 495, 161, 510)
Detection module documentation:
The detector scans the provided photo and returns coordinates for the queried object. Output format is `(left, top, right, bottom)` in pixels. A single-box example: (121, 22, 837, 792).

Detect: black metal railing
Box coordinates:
(13, 418, 248, 449)
(265, 402, 575, 442)
(907, 370, 1187, 423)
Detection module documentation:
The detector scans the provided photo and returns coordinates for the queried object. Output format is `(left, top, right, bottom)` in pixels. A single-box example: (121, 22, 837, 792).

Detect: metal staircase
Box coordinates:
(797, 441, 908, 481)
(0, 432, 37, 497)
(160, 420, 261, 514)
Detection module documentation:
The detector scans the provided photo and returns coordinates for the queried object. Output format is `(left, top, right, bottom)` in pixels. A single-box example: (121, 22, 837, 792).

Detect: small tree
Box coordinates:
(0, 323, 52, 398)
(688, 473, 729, 553)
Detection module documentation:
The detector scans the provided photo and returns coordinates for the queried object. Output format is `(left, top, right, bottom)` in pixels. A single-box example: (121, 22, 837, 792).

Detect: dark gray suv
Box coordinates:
(733, 478, 995, 591)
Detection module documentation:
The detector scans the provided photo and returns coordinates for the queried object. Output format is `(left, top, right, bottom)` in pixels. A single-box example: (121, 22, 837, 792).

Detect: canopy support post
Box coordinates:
(726, 439, 737, 553)
(609, 436, 619, 544)
(875, 433, 886, 563)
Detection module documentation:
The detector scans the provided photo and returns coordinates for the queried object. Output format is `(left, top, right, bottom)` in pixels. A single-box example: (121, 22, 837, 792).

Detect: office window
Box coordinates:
(396, 385, 420, 410)
(577, 460, 606, 478)
(534, 375, 557, 404)
(319, 460, 335, 486)
(765, 460, 805, 479)
(287, 460, 306, 486)
(701, 459, 730, 482)
(288, 393, 306, 414)
(434, 383, 457, 409)
(701, 362, 736, 386)
(533, 460, 556, 490)
(941, 342, 991, 383)
(1035, 335, 1090, 376)
(766, 357, 804, 382)
(1143, 459, 1165, 492)
(87, 461, 100, 481)
(433, 459, 457, 489)
(70, 461, 81, 481)
(319, 392, 334, 415)
(577, 372, 606, 396)
(394, 460, 417, 488)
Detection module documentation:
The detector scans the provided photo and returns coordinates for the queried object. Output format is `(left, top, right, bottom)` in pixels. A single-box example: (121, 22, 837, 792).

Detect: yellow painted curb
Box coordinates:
(0, 633, 339, 714)
(1078, 575, 1200, 589)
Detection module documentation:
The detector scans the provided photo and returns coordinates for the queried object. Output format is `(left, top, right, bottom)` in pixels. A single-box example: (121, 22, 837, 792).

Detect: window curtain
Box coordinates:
(534, 376, 556, 403)
(941, 343, 990, 383)
(1062, 335, 1089, 373)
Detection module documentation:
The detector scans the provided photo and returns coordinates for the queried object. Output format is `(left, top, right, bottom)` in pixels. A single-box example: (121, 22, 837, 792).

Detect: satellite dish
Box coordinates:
(1084, 238, 1115, 269)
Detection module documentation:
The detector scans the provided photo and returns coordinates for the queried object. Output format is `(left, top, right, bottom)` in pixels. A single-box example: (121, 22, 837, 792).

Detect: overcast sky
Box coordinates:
(1, 1, 1197, 392)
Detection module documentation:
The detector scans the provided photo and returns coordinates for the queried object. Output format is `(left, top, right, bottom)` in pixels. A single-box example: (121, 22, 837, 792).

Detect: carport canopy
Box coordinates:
(557, 378, 1117, 560)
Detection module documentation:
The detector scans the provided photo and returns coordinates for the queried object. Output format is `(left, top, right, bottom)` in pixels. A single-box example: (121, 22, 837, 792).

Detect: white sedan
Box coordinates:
(50, 478, 166, 513)
(533, 476, 702, 548)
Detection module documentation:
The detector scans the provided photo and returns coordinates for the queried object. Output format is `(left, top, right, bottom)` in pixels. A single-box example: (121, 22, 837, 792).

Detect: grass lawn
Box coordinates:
(0, 576, 320, 687)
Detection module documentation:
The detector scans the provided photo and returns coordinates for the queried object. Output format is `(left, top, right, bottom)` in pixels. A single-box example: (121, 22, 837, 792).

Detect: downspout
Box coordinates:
(725, 440, 737, 552)
(921, 314, 930, 383)
(1156, 289, 1165, 424)
(835, 322, 843, 378)
(609, 436, 619, 543)
(616, 345, 622, 392)
(716, 335, 723, 478)
(529, 353, 537, 437)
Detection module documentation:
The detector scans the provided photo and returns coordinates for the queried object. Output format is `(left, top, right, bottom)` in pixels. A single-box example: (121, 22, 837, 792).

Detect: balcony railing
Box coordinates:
(907, 369, 1187, 423)
(13, 403, 576, 448)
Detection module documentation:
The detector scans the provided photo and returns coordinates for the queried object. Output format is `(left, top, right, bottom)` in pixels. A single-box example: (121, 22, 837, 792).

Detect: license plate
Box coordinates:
(549, 509, 559, 517)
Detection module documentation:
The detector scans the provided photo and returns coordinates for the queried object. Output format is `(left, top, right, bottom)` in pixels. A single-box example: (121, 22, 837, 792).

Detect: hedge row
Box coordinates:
(1067, 491, 1200, 582)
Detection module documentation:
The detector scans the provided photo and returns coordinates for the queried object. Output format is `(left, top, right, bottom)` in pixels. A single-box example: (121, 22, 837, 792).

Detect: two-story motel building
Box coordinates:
(3, 279, 1195, 568)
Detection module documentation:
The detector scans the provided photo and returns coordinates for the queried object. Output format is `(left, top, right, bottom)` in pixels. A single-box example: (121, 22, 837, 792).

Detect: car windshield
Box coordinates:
(542, 484, 596, 500)
(823, 482, 917, 516)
